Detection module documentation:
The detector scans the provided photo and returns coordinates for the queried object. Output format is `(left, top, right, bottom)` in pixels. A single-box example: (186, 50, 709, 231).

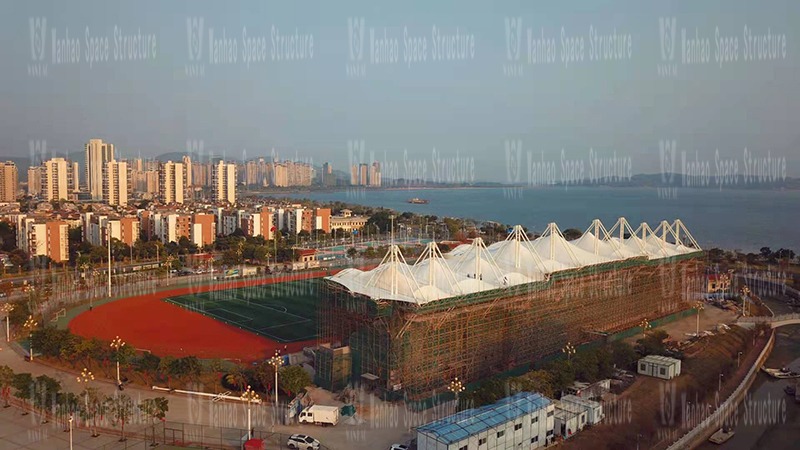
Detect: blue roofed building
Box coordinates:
(415, 392, 555, 450)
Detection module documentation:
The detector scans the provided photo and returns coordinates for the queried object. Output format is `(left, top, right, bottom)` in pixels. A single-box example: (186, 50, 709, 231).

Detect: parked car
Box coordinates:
(287, 434, 320, 450)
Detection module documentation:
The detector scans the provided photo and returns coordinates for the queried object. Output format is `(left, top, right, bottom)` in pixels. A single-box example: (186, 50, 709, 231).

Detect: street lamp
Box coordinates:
(695, 301, 704, 337)
(1, 303, 14, 342)
(110, 336, 125, 386)
(740, 286, 751, 317)
(240, 385, 260, 440)
(23, 315, 37, 360)
(268, 351, 283, 409)
(69, 414, 74, 450)
(562, 342, 576, 364)
(77, 368, 94, 386)
(640, 318, 652, 337)
(448, 377, 465, 411)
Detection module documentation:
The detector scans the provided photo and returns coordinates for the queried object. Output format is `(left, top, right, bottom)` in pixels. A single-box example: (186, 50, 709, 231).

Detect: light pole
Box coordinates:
(240, 385, 260, 440)
(740, 286, 751, 317)
(719, 373, 724, 393)
(448, 376, 465, 411)
(77, 368, 94, 386)
(107, 222, 112, 298)
(24, 315, 37, 360)
(562, 342, 576, 364)
(1, 303, 14, 342)
(110, 336, 125, 386)
(737, 351, 742, 368)
(269, 351, 282, 409)
(69, 414, 74, 450)
(640, 318, 652, 338)
(695, 301, 704, 337)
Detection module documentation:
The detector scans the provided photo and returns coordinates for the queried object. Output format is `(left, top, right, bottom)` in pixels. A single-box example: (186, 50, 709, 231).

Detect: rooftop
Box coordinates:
(327, 218, 702, 305)
(416, 392, 551, 445)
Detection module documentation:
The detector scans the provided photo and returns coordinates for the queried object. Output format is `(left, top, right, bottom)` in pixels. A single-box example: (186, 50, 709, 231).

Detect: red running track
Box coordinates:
(69, 272, 332, 363)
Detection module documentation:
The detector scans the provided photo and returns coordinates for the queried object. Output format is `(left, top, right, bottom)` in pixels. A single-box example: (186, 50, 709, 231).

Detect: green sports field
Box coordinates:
(163, 279, 321, 343)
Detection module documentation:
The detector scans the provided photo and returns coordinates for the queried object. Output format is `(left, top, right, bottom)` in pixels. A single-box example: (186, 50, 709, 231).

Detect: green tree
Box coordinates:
(346, 247, 358, 259)
(12, 373, 33, 415)
(225, 366, 247, 391)
(0, 365, 14, 407)
(208, 358, 224, 393)
(562, 228, 583, 241)
(253, 360, 277, 398)
(138, 397, 169, 445)
(278, 366, 312, 397)
(511, 370, 554, 398)
(79, 387, 105, 437)
(611, 341, 638, 371)
(158, 356, 176, 388)
(106, 394, 135, 442)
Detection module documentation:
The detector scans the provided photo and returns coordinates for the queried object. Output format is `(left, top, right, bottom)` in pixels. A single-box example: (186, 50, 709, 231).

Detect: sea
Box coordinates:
(272, 186, 799, 253)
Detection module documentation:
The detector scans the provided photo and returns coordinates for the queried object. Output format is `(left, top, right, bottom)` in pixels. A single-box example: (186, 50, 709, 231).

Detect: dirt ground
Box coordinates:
(562, 306, 764, 450)
(622, 302, 738, 346)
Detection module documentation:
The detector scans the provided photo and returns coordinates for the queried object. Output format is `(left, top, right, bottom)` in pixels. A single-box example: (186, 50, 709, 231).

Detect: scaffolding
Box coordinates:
(318, 218, 705, 403)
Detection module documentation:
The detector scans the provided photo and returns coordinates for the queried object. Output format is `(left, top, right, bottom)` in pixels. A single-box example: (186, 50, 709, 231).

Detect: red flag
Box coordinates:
(271, 226, 277, 231)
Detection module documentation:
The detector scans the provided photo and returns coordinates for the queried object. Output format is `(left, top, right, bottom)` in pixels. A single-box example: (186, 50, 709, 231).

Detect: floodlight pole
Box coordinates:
(107, 222, 112, 298)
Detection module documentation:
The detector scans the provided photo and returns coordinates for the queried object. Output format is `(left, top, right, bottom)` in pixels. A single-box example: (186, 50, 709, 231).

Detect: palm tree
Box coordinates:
(225, 366, 247, 392)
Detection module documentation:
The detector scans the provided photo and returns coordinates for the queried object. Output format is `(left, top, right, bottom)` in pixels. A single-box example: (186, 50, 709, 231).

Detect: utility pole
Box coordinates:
(107, 222, 112, 298)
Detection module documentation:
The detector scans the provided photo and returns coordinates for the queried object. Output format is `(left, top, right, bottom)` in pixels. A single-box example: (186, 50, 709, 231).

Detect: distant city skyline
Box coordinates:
(1, 0, 798, 183)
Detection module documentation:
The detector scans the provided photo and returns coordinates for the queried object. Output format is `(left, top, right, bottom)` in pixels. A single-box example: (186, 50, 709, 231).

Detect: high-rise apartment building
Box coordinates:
(369, 162, 382, 187)
(85, 139, 114, 200)
(212, 161, 237, 204)
(160, 161, 185, 204)
(182, 156, 193, 187)
(0, 161, 19, 202)
(103, 160, 129, 206)
(40, 158, 79, 201)
(27, 166, 42, 197)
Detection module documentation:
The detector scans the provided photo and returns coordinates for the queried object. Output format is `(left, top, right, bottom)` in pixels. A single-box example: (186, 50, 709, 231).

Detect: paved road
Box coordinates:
(0, 334, 420, 450)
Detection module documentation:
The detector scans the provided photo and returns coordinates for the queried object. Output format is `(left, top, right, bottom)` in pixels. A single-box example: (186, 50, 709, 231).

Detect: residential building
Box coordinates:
(260, 208, 275, 240)
(314, 208, 331, 233)
(212, 161, 237, 204)
(369, 161, 381, 187)
(158, 213, 191, 244)
(191, 214, 215, 248)
(119, 217, 140, 247)
(287, 207, 304, 235)
(182, 156, 193, 187)
(272, 162, 288, 187)
(240, 211, 262, 237)
(16, 215, 68, 262)
(350, 165, 358, 186)
(85, 139, 115, 200)
(27, 166, 42, 197)
(0, 161, 19, 202)
(301, 209, 313, 233)
(160, 161, 185, 204)
(103, 160, 129, 206)
(416, 392, 555, 450)
(359, 163, 368, 186)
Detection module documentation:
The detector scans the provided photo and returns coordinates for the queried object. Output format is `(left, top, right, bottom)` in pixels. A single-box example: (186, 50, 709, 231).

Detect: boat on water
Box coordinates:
(761, 367, 800, 379)
(407, 198, 429, 204)
(709, 427, 735, 444)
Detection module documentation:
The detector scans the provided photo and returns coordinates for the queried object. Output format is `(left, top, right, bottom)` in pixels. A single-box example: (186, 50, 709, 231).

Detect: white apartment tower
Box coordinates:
(212, 161, 237, 204)
(85, 139, 115, 200)
(103, 160, 129, 206)
(160, 161, 185, 204)
(41, 157, 79, 201)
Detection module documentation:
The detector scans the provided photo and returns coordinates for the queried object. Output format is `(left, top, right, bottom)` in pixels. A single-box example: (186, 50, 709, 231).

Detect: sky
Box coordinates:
(1, 0, 798, 184)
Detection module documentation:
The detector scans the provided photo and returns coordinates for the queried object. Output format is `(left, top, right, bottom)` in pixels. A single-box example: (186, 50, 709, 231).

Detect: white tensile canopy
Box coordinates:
(326, 218, 701, 305)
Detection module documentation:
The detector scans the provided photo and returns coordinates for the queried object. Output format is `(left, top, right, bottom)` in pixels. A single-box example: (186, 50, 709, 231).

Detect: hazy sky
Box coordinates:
(1, 0, 798, 183)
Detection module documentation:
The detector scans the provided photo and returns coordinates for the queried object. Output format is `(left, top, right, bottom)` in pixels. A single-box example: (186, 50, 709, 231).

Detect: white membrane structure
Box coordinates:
(327, 218, 701, 305)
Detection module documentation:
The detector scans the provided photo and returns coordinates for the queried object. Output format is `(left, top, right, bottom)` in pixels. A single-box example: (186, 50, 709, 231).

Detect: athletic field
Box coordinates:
(164, 279, 320, 343)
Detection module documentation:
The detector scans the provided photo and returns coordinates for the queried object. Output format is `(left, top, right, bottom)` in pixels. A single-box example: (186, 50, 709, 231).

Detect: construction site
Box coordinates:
(315, 218, 705, 404)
